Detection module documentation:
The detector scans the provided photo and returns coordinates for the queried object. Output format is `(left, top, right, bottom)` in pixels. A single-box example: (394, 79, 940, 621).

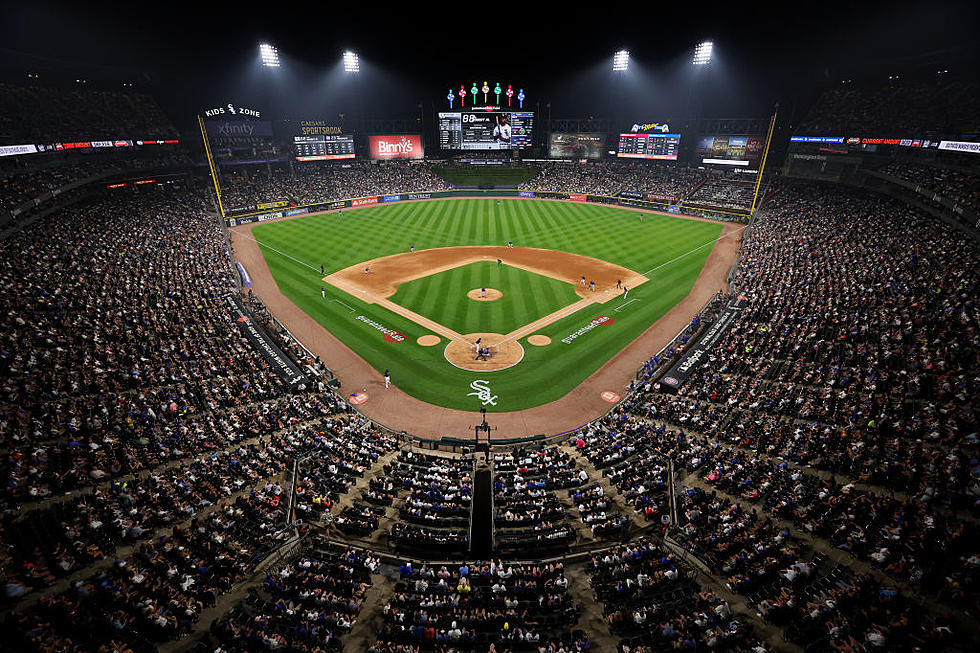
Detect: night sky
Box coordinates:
(2, 0, 976, 129)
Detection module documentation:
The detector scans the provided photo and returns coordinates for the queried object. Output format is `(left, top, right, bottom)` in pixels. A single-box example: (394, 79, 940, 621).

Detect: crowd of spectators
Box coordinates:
(493, 447, 582, 553)
(384, 451, 472, 556)
(795, 76, 980, 138)
(372, 558, 589, 651)
(0, 81, 179, 144)
(685, 171, 757, 211)
(219, 161, 452, 210)
(518, 161, 703, 199)
(589, 538, 768, 652)
(626, 183, 979, 508)
(210, 548, 375, 651)
(1, 122, 978, 652)
(877, 160, 980, 215)
(0, 152, 192, 213)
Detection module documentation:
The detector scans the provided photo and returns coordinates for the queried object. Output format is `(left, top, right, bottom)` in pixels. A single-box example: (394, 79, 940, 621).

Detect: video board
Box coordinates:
(549, 133, 604, 159)
(696, 136, 763, 166)
(617, 132, 681, 160)
(293, 135, 356, 161)
(438, 111, 534, 150)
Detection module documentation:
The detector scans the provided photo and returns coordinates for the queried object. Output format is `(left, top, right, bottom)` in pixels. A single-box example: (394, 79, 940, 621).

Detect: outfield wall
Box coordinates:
(223, 189, 751, 227)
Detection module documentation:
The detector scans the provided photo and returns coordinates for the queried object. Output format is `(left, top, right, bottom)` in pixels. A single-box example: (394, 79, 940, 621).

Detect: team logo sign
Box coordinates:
(561, 315, 614, 345)
(601, 391, 621, 403)
(356, 315, 406, 343)
(467, 379, 498, 406)
(662, 377, 679, 386)
(349, 392, 369, 405)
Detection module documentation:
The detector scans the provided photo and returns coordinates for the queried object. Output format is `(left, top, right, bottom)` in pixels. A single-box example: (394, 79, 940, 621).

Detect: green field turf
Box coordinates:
(250, 199, 722, 412)
(388, 261, 580, 335)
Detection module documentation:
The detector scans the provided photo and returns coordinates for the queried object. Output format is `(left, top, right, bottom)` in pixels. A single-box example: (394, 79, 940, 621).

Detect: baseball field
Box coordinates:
(245, 199, 724, 412)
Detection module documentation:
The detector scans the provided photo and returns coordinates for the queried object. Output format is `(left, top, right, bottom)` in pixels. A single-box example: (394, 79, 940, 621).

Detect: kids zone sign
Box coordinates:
(369, 134, 424, 160)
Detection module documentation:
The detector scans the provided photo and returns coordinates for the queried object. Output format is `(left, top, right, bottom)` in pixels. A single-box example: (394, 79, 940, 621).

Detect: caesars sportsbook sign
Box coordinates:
(369, 134, 424, 160)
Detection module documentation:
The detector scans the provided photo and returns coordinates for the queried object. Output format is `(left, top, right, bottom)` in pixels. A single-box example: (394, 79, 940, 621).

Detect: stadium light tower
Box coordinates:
(343, 50, 360, 73)
(613, 49, 630, 72)
(692, 40, 713, 66)
(259, 43, 280, 68)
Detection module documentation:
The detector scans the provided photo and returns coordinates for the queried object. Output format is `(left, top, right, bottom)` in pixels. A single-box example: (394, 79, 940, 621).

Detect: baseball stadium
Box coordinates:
(0, 3, 978, 652)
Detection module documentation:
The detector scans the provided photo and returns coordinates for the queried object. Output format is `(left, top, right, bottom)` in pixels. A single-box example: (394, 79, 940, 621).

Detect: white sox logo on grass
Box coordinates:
(561, 315, 614, 345)
(467, 379, 498, 406)
(355, 315, 406, 343)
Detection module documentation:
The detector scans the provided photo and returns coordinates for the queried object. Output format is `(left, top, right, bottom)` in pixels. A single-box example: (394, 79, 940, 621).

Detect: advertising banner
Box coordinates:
(352, 197, 379, 207)
(224, 294, 306, 386)
(0, 144, 38, 157)
(206, 120, 274, 139)
(659, 295, 747, 393)
(256, 200, 288, 210)
(368, 134, 424, 160)
(938, 140, 980, 154)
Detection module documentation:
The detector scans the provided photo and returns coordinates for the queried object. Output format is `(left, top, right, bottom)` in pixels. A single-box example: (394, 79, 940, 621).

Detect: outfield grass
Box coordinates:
(251, 199, 722, 412)
(388, 261, 580, 335)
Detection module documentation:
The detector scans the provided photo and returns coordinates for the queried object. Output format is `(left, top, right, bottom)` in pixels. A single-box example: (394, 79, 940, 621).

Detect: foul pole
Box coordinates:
(747, 106, 778, 216)
(198, 115, 226, 218)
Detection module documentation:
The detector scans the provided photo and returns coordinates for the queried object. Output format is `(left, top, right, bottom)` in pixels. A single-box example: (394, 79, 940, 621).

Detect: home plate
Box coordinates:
(349, 392, 369, 405)
(601, 391, 621, 403)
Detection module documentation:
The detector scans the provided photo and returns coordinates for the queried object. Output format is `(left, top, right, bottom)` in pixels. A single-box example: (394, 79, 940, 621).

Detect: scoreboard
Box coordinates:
(617, 132, 681, 160)
(293, 135, 356, 161)
(438, 111, 535, 150)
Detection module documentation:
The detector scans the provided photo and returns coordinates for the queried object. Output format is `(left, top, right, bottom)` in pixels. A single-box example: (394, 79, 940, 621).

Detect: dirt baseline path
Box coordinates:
(324, 245, 648, 354)
(230, 200, 743, 440)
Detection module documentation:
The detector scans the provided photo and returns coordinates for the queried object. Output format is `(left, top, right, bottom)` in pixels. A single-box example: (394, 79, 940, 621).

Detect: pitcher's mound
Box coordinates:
(417, 335, 440, 346)
(445, 333, 524, 372)
(527, 335, 551, 346)
(467, 288, 502, 302)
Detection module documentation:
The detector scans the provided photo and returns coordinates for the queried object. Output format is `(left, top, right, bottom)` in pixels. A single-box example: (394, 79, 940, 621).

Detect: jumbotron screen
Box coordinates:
(617, 132, 681, 160)
(438, 111, 535, 150)
(293, 135, 356, 161)
(549, 133, 604, 159)
(696, 136, 763, 167)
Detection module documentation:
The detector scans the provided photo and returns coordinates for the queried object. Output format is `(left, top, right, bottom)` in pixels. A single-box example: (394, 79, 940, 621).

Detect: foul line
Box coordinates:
(640, 223, 749, 277)
(331, 299, 356, 312)
(614, 298, 640, 312)
(234, 230, 321, 273)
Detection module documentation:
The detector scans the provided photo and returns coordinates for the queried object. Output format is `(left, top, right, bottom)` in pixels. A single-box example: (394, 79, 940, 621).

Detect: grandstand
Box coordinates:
(0, 4, 978, 653)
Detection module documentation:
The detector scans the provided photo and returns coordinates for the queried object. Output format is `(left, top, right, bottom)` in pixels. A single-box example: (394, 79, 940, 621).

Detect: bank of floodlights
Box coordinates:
(343, 50, 360, 73)
(693, 41, 713, 65)
(613, 49, 630, 72)
(259, 43, 280, 67)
